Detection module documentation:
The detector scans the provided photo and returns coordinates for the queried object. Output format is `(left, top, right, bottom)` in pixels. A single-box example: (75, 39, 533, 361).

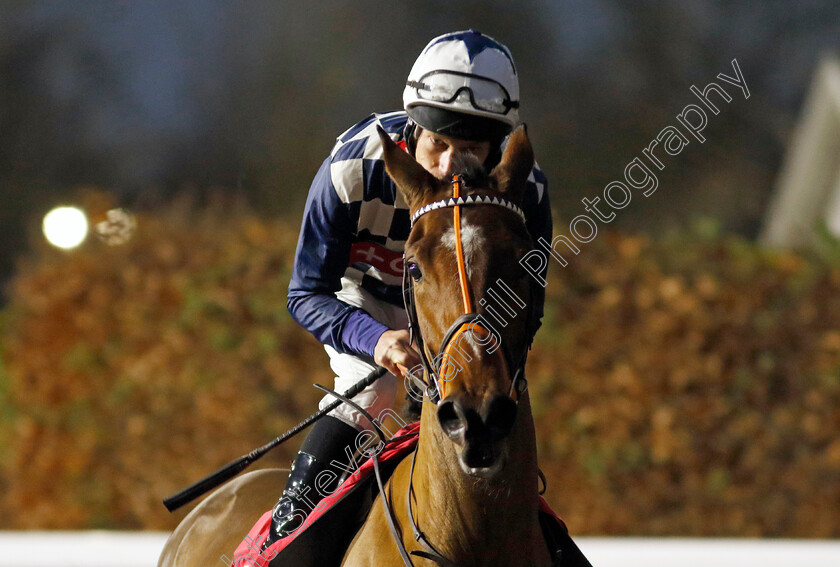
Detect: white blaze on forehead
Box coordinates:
(441, 222, 485, 277)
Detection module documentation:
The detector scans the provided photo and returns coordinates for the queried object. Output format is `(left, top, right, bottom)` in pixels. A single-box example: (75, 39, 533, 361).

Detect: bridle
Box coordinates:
(402, 174, 539, 407)
(373, 174, 543, 566)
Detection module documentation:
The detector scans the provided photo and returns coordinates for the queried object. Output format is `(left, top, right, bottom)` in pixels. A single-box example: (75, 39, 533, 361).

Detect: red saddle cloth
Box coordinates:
(229, 422, 566, 567)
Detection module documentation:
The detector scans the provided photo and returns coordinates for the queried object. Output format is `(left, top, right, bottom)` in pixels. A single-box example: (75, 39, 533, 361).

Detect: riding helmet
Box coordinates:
(403, 30, 520, 147)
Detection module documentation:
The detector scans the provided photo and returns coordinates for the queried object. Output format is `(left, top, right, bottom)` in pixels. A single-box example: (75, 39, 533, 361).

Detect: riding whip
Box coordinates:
(162, 366, 387, 512)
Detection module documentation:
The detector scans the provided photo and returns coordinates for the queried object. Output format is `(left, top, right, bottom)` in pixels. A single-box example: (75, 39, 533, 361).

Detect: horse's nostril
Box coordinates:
(484, 395, 517, 440)
(437, 399, 466, 441)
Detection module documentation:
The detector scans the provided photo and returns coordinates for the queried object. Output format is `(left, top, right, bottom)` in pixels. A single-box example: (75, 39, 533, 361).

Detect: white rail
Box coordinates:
(577, 537, 840, 566)
(0, 532, 838, 566)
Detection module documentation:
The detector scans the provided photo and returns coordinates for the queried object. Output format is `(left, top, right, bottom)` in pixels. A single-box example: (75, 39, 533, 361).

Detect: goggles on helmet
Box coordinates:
(406, 70, 519, 115)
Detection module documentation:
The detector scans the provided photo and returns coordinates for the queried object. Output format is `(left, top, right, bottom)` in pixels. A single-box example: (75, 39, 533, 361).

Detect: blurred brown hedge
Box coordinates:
(1, 196, 839, 536)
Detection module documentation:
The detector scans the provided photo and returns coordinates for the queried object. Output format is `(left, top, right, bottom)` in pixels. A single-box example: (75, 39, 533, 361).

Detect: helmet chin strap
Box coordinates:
(403, 118, 420, 156)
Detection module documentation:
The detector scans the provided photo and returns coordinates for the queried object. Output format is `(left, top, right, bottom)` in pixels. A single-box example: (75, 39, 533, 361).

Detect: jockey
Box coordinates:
(266, 29, 553, 546)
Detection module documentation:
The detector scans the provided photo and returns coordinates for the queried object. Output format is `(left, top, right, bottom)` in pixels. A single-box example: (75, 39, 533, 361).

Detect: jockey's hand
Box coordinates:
(374, 329, 421, 378)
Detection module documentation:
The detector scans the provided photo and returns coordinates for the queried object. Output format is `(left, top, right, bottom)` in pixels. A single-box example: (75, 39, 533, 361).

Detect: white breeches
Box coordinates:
(320, 277, 409, 430)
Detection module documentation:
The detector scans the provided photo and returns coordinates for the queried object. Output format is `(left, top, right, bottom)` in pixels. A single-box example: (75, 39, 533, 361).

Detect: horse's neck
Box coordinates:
(411, 393, 544, 563)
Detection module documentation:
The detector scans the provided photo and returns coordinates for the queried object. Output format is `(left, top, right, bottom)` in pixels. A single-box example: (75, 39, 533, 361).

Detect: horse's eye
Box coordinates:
(408, 261, 423, 282)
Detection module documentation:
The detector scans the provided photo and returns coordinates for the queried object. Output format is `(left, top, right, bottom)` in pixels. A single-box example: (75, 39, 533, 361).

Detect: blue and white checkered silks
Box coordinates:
(287, 111, 551, 362)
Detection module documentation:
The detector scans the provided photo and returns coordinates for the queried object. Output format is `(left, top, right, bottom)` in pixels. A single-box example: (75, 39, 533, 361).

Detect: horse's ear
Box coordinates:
(377, 125, 437, 210)
(491, 124, 534, 204)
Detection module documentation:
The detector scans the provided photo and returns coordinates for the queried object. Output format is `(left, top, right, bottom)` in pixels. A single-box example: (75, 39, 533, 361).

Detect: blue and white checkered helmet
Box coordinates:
(403, 30, 520, 137)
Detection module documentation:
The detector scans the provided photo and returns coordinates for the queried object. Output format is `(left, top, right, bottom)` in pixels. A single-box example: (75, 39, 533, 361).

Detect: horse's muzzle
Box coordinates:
(437, 394, 518, 477)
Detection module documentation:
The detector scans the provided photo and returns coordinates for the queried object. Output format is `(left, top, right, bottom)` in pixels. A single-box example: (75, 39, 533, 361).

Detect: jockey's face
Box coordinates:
(414, 129, 492, 180)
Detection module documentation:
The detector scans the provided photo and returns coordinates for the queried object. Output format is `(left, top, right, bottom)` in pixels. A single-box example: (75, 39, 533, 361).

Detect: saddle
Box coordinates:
(230, 422, 590, 567)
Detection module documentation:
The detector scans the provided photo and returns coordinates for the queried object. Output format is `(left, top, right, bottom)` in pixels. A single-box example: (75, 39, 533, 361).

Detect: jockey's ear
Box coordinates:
(377, 125, 438, 211)
(490, 124, 534, 205)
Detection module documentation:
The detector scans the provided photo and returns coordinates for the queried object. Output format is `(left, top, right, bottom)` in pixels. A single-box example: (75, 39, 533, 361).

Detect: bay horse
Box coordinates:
(339, 125, 553, 566)
(157, 468, 287, 567)
(159, 125, 585, 567)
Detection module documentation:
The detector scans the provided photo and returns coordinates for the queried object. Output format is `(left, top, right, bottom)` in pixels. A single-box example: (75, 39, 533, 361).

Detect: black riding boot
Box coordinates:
(264, 415, 360, 548)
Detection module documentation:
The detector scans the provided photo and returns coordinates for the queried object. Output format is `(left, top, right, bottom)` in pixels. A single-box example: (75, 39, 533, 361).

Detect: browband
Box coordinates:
(411, 194, 525, 227)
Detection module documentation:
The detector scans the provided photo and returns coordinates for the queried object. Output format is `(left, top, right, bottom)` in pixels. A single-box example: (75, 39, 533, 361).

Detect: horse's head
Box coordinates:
(378, 125, 538, 478)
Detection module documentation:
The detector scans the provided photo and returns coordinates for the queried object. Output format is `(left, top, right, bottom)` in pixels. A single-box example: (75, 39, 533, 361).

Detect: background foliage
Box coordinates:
(2, 1, 839, 287)
(1, 196, 839, 536)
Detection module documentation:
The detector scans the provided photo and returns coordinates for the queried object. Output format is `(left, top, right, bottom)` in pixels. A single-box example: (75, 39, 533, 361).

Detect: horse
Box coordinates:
(160, 125, 583, 567)
(338, 125, 554, 566)
(157, 468, 287, 567)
